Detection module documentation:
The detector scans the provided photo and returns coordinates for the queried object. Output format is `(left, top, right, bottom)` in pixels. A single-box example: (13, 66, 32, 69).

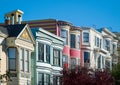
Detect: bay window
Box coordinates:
(8, 47, 16, 71)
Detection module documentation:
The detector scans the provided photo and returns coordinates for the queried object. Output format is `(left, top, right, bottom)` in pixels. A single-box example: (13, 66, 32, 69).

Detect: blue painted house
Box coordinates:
(31, 28, 64, 85)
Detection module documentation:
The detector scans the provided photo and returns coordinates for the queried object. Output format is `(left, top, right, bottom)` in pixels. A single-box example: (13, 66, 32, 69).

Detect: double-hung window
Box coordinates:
(20, 48, 29, 72)
(8, 47, 16, 71)
(46, 45, 50, 63)
(83, 32, 89, 43)
(70, 34, 76, 48)
(61, 29, 68, 45)
(53, 49, 60, 66)
(105, 40, 110, 51)
(97, 37, 99, 47)
(71, 58, 76, 69)
(84, 52, 90, 63)
(25, 50, 29, 72)
(20, 48, 24, 71)
(38, 43, 44, 62)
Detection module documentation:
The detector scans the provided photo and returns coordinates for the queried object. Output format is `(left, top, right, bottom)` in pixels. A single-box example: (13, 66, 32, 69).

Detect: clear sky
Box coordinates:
(0, 0, 120, 32)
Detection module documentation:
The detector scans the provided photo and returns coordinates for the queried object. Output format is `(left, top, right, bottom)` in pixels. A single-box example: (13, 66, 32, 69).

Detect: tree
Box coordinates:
(61, 67, 114, 85)
(112, 63, 120, 85)
(0, 71, 12, 84)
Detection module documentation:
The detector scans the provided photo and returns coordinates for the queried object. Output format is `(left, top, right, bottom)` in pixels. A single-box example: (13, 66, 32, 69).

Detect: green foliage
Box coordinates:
(0, 71, 12, 83)
(111, 63, 120, 85)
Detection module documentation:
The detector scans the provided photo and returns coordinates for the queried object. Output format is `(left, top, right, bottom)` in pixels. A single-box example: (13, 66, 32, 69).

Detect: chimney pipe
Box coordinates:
(11, 14, 14, 25)
(4, 16, 10, 25)
(18, 15, 21, 24)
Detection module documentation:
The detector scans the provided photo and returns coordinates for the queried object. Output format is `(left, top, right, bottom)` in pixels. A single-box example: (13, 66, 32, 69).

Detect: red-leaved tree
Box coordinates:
(61, 67, 114, 85)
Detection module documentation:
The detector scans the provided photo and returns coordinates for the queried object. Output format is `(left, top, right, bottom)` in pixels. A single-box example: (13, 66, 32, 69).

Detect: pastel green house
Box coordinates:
(31, 28, 64, 85)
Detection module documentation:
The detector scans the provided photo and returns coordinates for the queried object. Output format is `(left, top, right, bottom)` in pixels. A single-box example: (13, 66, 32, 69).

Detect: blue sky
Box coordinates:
(0, 0, 120, 32)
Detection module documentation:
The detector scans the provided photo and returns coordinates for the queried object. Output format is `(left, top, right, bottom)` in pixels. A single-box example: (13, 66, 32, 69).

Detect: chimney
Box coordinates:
(11, 13, 14, 25)
(18, 15, 21, 24)
(4, 16, 10, 25)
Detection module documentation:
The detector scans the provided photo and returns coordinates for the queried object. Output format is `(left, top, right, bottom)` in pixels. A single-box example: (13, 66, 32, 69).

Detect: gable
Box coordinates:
(17, 25, 35, 44)
(20, 29, 31, 40)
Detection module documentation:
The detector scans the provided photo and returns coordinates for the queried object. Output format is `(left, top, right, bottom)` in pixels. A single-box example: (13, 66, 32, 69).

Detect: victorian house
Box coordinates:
(0, 10, 35, 85)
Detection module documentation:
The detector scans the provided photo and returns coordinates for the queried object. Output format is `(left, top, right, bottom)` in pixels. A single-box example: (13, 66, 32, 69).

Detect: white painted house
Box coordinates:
(81, 27, 118, 70)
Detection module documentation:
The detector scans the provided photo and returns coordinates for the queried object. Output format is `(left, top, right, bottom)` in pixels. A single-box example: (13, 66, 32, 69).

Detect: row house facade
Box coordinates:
(81, 27, 118, 70)
(22, 19, 82, 69)
(0, 10, 64, 85)
(31, 28, 64, 85)
(0, 10, 35, 85)
(0, 9, 119, 85)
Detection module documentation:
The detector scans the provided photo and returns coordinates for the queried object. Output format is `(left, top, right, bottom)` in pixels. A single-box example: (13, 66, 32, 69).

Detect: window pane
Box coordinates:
(8, 48, 16, 58)
(70, 34, 75, 48)
(9, 59, 16, 71)
(46, 45, 50, 63)
(38, 43, 44, 62)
